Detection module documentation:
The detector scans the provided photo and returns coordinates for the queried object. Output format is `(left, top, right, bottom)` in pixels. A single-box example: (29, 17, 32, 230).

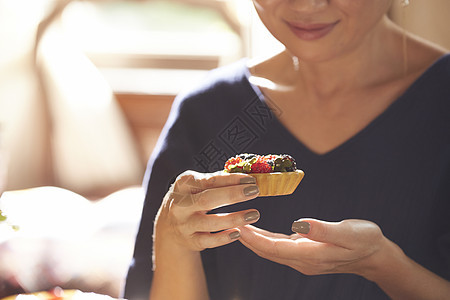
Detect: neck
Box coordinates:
(282, 17, 404, 100)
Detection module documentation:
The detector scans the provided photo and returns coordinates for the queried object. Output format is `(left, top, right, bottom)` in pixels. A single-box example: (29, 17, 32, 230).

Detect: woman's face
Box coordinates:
(252, 0, 393, 62)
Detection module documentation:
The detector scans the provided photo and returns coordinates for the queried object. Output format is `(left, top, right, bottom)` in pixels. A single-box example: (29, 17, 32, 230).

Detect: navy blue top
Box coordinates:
(124, 55, 450, 300)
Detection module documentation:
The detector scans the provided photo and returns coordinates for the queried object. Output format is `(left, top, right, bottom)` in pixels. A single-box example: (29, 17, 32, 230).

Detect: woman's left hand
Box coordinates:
(238, 219, 387, 277)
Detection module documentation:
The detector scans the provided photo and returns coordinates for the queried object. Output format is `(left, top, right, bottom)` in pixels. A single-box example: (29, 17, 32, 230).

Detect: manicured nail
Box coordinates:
(240, 177, 256, 184)
(292, 221, 310, 234)
(243, 185, 259, 196)
(244, 211, 260, 222)
(229, 231, 240, 240)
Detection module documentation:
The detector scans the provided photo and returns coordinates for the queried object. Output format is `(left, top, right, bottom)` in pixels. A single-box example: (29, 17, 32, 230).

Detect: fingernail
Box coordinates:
(292, 221, 310, 234)
(244, 211, 260, 222)
(243, 185, 259, 196)
(229, 231, 240, 240)
(240, 177, 256, 184)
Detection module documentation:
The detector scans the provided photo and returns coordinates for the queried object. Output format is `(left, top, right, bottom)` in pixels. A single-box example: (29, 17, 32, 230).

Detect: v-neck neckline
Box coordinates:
(243, 54, 450, 161)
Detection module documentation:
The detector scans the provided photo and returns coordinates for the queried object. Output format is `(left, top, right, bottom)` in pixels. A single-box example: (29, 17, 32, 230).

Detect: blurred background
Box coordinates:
(0, 0, 449, 298)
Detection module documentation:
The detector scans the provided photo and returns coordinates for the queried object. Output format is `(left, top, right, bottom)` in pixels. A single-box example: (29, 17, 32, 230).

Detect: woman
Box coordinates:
(124, 1, 450, 299)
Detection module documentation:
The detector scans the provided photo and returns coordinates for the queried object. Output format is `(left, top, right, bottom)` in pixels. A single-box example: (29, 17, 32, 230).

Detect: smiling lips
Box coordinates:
(287, 20, 340, 41)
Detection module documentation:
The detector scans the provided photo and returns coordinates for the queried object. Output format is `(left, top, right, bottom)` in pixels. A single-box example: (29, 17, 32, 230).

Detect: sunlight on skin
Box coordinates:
(248, 74, 295, 92)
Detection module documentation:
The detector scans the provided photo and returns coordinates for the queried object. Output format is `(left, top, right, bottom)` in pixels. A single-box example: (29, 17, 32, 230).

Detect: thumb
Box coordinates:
(291, 218, 346, 247)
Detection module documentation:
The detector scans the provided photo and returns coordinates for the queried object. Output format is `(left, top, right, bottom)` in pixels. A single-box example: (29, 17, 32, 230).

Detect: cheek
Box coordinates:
(333, 0, 392, 34)
(253, 0, 283, 4)
(333, 0, 365, 11)
(252, 0, 284, 10)
(252, 1, 284, 34)
(333, 0, 393, 16)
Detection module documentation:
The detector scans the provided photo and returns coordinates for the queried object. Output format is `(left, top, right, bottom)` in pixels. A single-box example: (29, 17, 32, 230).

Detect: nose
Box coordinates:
(288, 0, 328, 12)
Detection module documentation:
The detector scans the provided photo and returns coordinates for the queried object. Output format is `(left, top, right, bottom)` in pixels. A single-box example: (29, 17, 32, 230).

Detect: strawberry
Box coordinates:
(251, 161, 272, 173)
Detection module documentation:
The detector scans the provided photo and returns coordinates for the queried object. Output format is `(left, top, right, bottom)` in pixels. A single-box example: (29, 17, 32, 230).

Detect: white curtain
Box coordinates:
(0, 0, 53, 193)
(0, 0, 143, 196)
(36, 19, 143, 195)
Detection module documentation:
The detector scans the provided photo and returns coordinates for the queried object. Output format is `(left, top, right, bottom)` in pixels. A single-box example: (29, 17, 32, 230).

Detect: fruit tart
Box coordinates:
(224, 153, 304, 196)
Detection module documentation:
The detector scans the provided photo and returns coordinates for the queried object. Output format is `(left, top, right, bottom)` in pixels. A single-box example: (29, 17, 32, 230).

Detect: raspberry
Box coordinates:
(263, 154, 278, 162)
(224, 156, 243, 172)
(251, 161, 272, 173)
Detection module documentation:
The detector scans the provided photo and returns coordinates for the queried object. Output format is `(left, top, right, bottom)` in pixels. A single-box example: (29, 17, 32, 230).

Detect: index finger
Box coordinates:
(174, 182, 259, 211)
(174, 171, 257, 194)
(292, 219, 383, 250)
(239, 225, 351, 261)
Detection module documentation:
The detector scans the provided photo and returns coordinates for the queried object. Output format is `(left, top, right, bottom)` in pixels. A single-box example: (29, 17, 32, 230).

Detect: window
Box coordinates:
(60, 0, 253, 95)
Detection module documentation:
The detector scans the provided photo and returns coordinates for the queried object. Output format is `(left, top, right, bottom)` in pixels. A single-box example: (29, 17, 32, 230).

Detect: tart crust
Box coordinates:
(250, 170, 304, 196)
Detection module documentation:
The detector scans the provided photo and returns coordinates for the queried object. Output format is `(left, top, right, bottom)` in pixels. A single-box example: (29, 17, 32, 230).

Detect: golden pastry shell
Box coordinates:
(249, 170, 304, 196)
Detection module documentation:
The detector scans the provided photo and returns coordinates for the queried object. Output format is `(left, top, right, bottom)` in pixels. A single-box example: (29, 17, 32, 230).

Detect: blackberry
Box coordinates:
(282, 154, 297, 170)
(272, 157, 284, 172)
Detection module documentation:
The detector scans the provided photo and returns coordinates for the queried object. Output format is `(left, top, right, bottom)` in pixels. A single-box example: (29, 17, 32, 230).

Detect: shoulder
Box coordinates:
(394, 33, 450, 100)
(405, 31, 449, 76)
(414, 53, 450, 89)
(177, 59, 251, 105)
(405, 53, 450, 126)
(161, 59, 256, 133)
(168, 59, 258, 124)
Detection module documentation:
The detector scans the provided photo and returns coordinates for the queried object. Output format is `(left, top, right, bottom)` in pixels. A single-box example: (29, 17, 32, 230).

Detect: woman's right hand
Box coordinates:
(154, 170, 261, 252)
(150, 170, 260, 299)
